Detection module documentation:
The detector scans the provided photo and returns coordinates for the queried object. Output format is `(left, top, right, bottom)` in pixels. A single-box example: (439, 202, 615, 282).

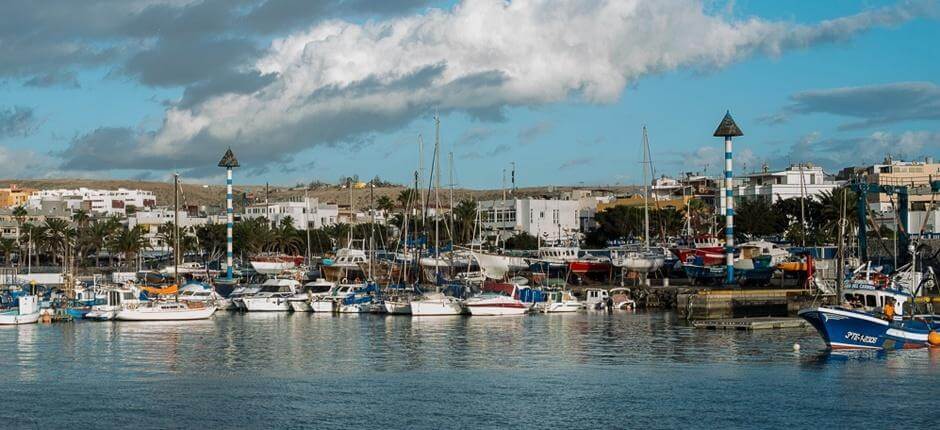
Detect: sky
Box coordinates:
(0, 0, 938, 188)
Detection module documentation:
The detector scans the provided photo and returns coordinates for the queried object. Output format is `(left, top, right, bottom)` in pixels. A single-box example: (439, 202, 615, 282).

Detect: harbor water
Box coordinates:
(2, 311, 938, 429)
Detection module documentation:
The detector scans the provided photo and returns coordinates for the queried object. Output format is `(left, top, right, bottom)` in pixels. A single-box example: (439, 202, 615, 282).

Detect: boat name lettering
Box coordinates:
(844, 331, 877, 344)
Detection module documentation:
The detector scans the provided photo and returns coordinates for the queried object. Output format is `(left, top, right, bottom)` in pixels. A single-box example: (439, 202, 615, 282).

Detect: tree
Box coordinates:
(397, 189, 418, 208)
(505, 232, 539, 250)
(452, 199, 477, 243)
(111, 226, 150, 270)
(734, 198, 786, 240)
(0, 238, 17, 266)
(376, 196, 394, 213)
(71, 210, 90, 228)
(42, 218, 73, 267)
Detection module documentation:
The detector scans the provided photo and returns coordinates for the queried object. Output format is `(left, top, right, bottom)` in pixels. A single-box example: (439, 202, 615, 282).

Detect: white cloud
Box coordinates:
(61, 0, 936, 172)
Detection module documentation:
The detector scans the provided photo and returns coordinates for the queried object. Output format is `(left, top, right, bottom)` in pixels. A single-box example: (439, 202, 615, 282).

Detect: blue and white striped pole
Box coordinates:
(218, 148, 239, 281)
(226, 167, 234, 280)
(724, 135, 734, 285)
(713, 111, 743, 286)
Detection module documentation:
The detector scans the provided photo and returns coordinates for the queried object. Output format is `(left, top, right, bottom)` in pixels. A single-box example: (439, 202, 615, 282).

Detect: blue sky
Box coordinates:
(0, 0, 937, 188)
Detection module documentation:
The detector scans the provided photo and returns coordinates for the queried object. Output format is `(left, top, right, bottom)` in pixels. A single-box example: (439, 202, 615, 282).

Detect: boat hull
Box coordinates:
(799, 307, 931, 350)
(311, 300, 335, 313)
(116, 306, 216, 321)
(410, 299, 463, 316)
(465, 298, 528, 316)
(0, 311, 40, 325)
(568, 261, 612, 274)
(384, 301, 412, 315)
(542, 301, 583, 313)
(289, 300, 312, 312)
(242, 297, 291, 312)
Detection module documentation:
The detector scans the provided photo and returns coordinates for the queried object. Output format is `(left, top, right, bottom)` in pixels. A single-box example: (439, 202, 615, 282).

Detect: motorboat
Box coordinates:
(242, 278, 301, 312)
(116, 301, 217, 321)
(229, 285, 261, 311)
(609, 288, 636, 310)
(583, 288, 610, 310)
(336, 283, 379, 313)
(85, 287, 141, 321)
(0, 295, 40, 325)
(410, 293, 463, 316)
(383, 298, 413, 315)
(465, 283, 530, 316)
(288, 279, 335, 312)
(250, 254, 304, 275)
(178, 282, 230, 310)
(739, 241, 790, 266)
(540, 290, 583, 313)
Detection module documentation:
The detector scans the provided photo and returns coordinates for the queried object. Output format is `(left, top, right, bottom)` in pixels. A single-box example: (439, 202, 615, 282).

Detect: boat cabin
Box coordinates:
(583, 288, 609, 306)
(538, 247, 579, 262)
(842, 284, 909, 316)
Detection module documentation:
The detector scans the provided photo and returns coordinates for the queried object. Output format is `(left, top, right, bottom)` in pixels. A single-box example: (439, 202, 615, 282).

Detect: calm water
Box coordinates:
(1, 311, 937, 429)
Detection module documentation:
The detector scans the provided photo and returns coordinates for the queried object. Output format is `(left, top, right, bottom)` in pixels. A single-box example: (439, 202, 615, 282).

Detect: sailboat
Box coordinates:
(117, 173, 217, 322)
(609, 126, 666, 274)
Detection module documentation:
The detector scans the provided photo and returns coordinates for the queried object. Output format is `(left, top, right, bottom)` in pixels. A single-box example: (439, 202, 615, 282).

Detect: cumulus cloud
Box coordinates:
(47, 0, 937, 174)
(776, 81, 940, 129)
(776, 130, 940, 170)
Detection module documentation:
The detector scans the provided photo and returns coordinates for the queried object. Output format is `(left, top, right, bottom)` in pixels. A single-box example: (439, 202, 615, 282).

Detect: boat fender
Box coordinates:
(929, 331, 940, 347)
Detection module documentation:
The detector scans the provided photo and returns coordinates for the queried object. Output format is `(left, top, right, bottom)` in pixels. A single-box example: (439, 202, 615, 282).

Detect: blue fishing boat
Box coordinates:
(799, 281, 940, 350)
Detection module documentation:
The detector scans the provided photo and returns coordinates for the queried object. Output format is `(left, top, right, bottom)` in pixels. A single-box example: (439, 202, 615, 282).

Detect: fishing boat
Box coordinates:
(116, 301, 217, 321)
(799, 283, 939, 350)
(242, 278, 301, 312)
(410, 292, 464, 316)
(465, 283, 530, 316)
(288, 279, 335, 312)
(0, 295, 40, 325)
(321, 248, 369, 282)
(583, 288, 610, 310)
(540, 290, 583, 313)
(568, 253, 612, 274)
(250, 254, 304, 275)
(530, 246, 580, 273)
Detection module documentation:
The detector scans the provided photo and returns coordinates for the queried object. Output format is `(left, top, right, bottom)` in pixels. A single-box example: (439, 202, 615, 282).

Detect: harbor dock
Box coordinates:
(692, 317, 809, 331)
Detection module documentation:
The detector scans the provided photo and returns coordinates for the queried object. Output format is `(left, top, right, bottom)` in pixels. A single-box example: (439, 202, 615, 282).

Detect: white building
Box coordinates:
(735, 164, 843, 204)
(478, 198, 580, 243)
(561, 189, 614, 232)
(127, 208, 214, 251)
(26, 188, 156, 216)
(244, 197, 339, 230)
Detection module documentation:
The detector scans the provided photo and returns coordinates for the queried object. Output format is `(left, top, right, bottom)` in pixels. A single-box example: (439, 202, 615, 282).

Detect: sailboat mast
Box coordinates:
(418, 134, 426, 223)
(448, 151, 454, 242)
(642, 126, 650, 249)
(174, 172, 180, 289)
(434, 113, 442, 276)
(305, 189, 312, 266)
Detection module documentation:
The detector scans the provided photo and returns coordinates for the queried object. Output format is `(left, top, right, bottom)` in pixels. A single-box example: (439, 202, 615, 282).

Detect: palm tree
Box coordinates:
(44, 218, 73, 267)
(71, 209, 91, 228)
(452, 199, 477, 243)
(195, 223, 226, 262)
(0, 238, 17, 267)
(12, 205, 27, 244)
(376, 196, 394, 213)
(111, 226, 149, 270)
(20, 223, 47, 267)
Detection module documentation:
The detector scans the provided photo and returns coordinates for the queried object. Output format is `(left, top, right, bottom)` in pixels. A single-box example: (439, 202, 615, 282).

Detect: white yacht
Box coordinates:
(288, 279, 335, 312)
(322, 248, 369, 282)
(179, 283, 230, 310)
(242, 278, 301, 312)
(229, 285, 261, 311)
(464, 284, 530, 316)
(410, 293, 463, 316)
(540, 290, 584, 313)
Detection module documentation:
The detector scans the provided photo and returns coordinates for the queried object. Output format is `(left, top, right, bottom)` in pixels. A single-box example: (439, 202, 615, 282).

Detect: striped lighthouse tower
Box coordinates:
(713, 111, 743, 285)
(218, 148, 239, 280)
